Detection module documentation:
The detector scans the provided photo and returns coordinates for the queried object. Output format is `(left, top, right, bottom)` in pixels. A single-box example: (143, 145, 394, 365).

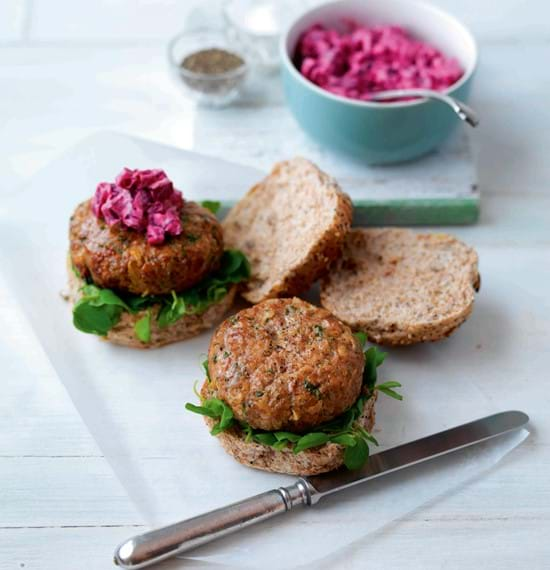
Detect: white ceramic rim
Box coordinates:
(279, 0, 478, 109)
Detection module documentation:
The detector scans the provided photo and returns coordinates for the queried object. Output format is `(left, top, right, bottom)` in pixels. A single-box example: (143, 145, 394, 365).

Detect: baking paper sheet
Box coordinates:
(0, 133, 528, 568)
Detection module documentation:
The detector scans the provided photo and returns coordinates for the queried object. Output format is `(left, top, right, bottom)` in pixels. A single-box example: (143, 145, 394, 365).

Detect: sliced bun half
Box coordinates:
(321, 228, 480, 346)
(222, 157, 353, 304)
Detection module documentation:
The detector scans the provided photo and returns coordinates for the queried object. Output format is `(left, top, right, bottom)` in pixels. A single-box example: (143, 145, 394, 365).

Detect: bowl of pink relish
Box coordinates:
(280, 0, 477, 164)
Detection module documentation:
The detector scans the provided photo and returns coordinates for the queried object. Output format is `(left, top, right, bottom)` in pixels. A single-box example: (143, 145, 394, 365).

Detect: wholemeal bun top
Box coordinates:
(222, 157, 353, 304)
(208, 297, 364, 432)
(321, 228, 480, 346)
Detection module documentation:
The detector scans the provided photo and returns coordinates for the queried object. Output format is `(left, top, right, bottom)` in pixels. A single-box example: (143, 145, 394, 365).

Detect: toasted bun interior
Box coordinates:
(321, 228, 480, 345)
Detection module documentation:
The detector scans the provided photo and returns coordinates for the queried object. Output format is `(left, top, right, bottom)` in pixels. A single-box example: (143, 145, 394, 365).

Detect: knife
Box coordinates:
(114, 410, 528, 569)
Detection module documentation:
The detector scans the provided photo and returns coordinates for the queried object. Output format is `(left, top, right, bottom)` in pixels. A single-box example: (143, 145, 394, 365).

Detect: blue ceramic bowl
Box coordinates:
(280, 0, 478, 164)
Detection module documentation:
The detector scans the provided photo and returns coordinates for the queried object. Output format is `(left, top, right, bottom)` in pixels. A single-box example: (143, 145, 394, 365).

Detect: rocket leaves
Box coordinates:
(200, 200, 221, 215)
(72, 249, 250, 342)
(72, 284, 129, 336)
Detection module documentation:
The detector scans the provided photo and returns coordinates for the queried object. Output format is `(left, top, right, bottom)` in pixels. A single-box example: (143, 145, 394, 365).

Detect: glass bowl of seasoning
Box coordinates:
(167, 29, 248, 107)
(223, 0, 298, 71)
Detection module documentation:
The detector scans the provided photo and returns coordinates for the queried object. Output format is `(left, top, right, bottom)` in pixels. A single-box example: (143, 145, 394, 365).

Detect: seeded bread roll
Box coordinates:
(222, 157, 353, 304)
(320, 228, 480, 346)
(202, 382, 377, 476)
(67, 267, 236, 349)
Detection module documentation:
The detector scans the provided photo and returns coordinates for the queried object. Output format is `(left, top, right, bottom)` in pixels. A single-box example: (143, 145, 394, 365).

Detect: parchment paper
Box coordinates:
(0, 133, 528, 568)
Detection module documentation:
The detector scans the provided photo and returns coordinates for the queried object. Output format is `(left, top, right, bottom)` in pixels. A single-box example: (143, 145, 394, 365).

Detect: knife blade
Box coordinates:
(114, 410, 528, 569)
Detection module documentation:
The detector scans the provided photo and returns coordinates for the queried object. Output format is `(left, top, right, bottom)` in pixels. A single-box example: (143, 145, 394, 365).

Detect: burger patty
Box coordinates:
(208, 298, 365, 432)
(69, 200, 224, 295)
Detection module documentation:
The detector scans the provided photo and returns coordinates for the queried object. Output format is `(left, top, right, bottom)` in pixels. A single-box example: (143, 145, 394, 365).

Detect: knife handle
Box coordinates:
(114, 480, 315, 569)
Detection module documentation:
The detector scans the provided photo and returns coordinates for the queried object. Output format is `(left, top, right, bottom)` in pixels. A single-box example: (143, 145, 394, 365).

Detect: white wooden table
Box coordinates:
(2, 1, 550, 568)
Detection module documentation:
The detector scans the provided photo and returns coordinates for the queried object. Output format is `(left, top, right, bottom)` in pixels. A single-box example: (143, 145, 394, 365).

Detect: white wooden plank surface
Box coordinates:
(0, 0, 27, 42)
(2, 0, 550, 569)
(3, 517, 550, 570)
(24, 0, 550, 43)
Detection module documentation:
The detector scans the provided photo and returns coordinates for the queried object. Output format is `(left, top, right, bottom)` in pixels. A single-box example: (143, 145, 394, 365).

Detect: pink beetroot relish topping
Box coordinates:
(91, 168, 184, 245)
(295, 22, 463, 101)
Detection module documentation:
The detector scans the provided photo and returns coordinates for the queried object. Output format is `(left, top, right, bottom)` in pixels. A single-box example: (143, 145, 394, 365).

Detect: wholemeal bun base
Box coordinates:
(67, 264, 236, 349)
(202, 383, 377, 476)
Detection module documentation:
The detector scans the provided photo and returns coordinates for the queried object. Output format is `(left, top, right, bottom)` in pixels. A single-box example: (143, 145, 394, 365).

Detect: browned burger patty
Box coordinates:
(69, 200, 224, 295)
(208, 297, 365, 432)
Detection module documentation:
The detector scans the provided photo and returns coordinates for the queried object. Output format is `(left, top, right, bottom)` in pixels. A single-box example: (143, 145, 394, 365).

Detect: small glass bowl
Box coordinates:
(167, 28, 248, 107)
(223, 0, 296, 71)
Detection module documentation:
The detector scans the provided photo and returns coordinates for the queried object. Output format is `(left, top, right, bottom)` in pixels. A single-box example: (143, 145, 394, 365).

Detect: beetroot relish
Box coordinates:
(294, 22, 463, 101)
(91, 168, 184, 245)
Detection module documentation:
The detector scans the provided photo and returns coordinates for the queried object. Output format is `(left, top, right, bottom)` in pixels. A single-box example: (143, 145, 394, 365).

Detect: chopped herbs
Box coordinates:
(72, 249, 250, 342)
(313, 324, 324, 338)
(185, 345, 402, 470)
(304, 380, 322, 399)
(186, 234, 199, 242)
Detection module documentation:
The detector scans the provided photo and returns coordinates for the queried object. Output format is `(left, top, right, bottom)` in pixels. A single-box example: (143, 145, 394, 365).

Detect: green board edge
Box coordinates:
(218, 197, 479, 226)
(351, 197, 480, 226)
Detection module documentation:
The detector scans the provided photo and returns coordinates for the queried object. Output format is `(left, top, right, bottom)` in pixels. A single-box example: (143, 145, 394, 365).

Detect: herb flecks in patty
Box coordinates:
(206, 298, 365, 432)
(304, 380, 322, 399)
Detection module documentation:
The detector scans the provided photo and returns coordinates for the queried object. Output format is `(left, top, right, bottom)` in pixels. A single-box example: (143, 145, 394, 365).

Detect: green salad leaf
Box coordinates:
(157, 291, 187, 328)
(353, 331, 368, 348)
(134, 310, 152, 343)
(375, 381, 404, 401)
(343, 437, 369, 470)
(186, 345, 402, 471)
(72, 249, 250, 342)
(156, 249, 250, 327)
(185, 398, 234, 435)
(200, 200, 221, 215)
(72, 284, 130, 336)
(293, 433, 330, 453)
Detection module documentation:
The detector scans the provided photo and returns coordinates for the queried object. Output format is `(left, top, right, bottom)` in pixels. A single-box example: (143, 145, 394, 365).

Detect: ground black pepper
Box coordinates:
(181, 48, 245, 75)
(178, 47, 246, 100)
